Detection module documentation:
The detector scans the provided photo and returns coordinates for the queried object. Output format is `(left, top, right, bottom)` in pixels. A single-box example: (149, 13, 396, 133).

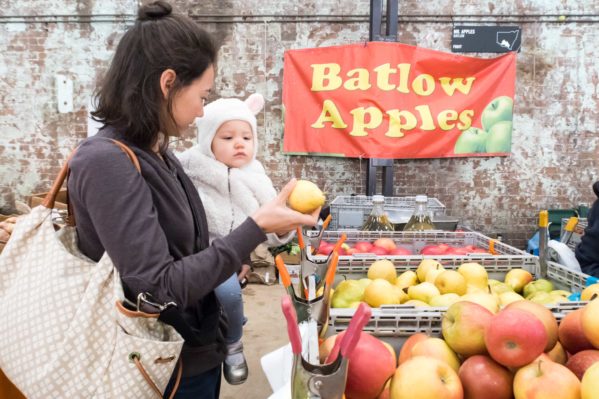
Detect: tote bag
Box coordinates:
(0, 140, 184, 398)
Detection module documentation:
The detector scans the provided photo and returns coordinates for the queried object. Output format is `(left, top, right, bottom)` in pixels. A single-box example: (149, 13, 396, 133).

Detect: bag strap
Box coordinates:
(132, 356, 182, 399)
(41, 139, 141, 225)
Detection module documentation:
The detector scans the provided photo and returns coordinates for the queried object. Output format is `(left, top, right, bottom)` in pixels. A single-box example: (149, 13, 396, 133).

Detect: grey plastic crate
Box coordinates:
(329, 195, 446, 230)
(307, 230, 538, 270)
(327, 260, 590, 337)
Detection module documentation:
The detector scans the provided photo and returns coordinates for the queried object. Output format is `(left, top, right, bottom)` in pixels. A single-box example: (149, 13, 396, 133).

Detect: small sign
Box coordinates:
(452, 25, 521, 53)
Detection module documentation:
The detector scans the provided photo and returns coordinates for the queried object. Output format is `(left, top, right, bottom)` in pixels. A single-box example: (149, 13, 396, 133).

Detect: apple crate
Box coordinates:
(328, 195, 446, 230)
(307, 230, 539, 271)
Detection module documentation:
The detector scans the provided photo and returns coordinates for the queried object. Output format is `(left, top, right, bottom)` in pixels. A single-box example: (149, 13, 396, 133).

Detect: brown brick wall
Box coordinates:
(1, 1, 598, 249)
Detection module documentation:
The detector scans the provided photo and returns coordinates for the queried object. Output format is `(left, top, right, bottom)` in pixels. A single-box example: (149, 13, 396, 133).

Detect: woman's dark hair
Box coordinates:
(91, 1, 218, 151)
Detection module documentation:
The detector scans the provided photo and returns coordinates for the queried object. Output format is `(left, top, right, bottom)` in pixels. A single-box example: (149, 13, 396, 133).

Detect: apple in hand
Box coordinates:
(442, 301, 493, 357)
(454, 127, 489, 154)
(514, 358, 581, 399)
(459, 355, 513, 399)
(485, 308, 548, 367)
(485, 121, 513, 153)
(558, 308, 595, 354)
(481, 96, 513, 131)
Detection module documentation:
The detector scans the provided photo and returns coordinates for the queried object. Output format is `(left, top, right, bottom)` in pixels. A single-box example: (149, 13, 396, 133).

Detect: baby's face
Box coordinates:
(211, 120, 255, 168)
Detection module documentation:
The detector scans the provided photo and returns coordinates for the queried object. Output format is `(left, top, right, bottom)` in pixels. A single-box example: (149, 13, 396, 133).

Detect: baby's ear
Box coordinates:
(245, 93, 265, 115)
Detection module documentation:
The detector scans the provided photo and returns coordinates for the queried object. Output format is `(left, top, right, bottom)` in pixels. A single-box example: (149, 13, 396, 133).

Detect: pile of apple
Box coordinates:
(315, 237, 490, 256)
(331, 258, 573, 310)
(321, 297, 599, 398)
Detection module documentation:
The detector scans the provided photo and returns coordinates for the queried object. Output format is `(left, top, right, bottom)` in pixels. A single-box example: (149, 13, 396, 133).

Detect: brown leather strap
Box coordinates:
(41, 139, 141, 225)
(115, 301, 160, 319)
(133, 356, 182, 399)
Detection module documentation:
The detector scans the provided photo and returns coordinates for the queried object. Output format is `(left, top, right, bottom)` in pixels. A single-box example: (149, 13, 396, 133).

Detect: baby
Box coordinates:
(177, 93, 293, 385)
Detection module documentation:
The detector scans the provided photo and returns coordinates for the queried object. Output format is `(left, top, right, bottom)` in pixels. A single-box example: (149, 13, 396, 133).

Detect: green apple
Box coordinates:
(331, 280, 366, 308)
(454, 127, 488, 154)
(407, 282, 441, 303)
(490, 282, 514, 295)
(481, 96, 513, 130)
(429, 293, 461, 307)
(523, 279, 554, 299)
(527, 291, 556, 305)
(484, 121, 513, 153)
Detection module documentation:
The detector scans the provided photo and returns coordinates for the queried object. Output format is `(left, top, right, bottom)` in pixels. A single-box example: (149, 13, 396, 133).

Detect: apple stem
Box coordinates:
(537, 359, 542, 376)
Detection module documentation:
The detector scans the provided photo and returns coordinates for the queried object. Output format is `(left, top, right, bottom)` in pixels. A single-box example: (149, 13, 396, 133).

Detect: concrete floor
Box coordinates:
(220, 283, 289, 399)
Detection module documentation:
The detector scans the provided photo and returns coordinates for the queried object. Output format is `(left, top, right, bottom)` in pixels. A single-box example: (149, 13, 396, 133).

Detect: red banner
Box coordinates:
(282, 42, 516, 159)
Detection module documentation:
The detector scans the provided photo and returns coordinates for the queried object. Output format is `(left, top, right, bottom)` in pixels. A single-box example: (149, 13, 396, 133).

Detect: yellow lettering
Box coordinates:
(373, 63, 396, 91)
(343, 68, 371, 91)
(310, 63, 342, 91)
(385, 110, 417, 138)
(311, 100, 348, 128)
(412, 74, 435, 96)
(439, 77, 476, 96)
(349, 107, 383, 136)
(396, 63, 411, 94)
(438, 109, 459, 130)
(414, 105, 436, 130)
(457, 109, 474, 130)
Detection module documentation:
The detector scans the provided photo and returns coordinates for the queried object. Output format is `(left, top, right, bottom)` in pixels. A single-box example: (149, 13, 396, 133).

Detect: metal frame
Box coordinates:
(366, 0, 398, 196)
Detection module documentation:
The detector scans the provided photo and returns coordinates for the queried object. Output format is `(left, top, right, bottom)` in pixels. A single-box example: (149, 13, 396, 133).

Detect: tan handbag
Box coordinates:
(0, 140, 184, 398)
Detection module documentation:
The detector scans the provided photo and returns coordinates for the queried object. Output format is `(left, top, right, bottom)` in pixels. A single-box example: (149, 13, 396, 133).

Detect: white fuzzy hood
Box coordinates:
(177, 146, 292, 247)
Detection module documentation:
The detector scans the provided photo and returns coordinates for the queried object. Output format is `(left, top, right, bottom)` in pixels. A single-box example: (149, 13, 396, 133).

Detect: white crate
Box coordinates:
(308, 230, 538, 271)
(326, 260, 591, 337)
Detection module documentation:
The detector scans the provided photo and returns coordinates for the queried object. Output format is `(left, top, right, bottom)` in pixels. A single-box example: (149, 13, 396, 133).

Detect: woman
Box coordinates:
(67, 2, 319, 398)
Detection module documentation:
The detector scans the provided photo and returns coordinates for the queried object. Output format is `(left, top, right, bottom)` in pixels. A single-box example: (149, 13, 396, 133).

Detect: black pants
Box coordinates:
(163, 364, 222, 399)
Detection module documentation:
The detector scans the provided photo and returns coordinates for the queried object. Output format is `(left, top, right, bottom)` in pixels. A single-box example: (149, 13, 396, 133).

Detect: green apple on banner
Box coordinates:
(485, 121, 513, 153)
(453, 127, 489, 154)
(482, 96, 514, 131)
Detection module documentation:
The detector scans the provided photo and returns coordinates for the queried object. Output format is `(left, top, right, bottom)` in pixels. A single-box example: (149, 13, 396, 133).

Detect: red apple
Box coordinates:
(353, 241, 374, 253)
(514, 358, 580, 399)
(373, 238, 397, 251)
(458, 355, 513, 399)
(485, 308, 548, 367)
(558, 309, 595, 354)
(442, 301, 493, 357)
(446, 246, 471, 255)
(317, 241, 333, 255)
(565, 349, 599, 380)
(398, 333, 428, 365)
(388, 246, 413, 255)
(421, 244, 450, 255)
(505, 300, 558, 351)
(326, 331, 396, 399)
(370, 246, 389, 255)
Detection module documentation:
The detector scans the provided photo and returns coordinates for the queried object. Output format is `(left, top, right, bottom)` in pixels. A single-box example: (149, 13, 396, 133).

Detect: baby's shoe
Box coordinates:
(223, 340, 248, 385)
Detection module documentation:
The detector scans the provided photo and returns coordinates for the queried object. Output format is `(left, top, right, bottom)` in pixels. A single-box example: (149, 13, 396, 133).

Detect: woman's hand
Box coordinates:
(251, 179, 320, 234)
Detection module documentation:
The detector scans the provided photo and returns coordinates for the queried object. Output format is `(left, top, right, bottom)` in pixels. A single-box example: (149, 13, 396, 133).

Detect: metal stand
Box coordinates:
(366, 0, 398, 196)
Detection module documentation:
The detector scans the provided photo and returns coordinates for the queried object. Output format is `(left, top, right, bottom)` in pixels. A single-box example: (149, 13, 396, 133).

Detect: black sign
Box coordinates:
(452, 25, 521, 53)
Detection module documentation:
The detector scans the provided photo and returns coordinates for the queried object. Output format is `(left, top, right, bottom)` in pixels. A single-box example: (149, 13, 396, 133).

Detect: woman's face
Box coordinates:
(171, 65, 215, 132)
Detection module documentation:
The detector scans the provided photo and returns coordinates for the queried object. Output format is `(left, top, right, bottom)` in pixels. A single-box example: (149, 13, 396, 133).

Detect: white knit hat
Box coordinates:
(195, 93, 265, 160)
